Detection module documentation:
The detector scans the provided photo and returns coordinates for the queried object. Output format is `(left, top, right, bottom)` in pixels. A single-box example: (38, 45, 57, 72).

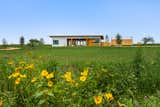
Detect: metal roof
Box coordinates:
(49, 35, 104, 39)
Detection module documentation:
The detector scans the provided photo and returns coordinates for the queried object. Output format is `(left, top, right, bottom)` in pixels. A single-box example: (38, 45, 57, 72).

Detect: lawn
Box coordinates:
(0, 46, 160, 107)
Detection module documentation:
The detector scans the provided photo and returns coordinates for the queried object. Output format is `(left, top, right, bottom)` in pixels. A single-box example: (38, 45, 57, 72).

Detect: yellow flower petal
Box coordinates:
(31, 77, 37, 83)
(48, 81, 53, 87)
(15, 78, 21, 85)
(80, 76, 87, 82)
(0, 99, 3, 106)
(94, 96, 102, 104)
(41, 69, 48, 77)
(46, 72, 54, 79)
(105, 93, 114, 101)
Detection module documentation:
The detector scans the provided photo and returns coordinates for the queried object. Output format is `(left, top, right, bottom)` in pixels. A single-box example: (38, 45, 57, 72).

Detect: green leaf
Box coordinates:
(3, 102, 11, 107)
(38, 99, 46, 105)
(47, 93, 54, 97)
(33, 91, 44, 98)
(127, 99, 133, 107)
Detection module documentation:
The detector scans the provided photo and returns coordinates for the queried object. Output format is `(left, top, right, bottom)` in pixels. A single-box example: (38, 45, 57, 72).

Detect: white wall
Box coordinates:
(52, 37, 67, 47)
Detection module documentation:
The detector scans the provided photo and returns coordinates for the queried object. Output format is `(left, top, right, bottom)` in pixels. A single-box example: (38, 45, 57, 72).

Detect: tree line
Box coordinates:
(1, 36, 45, 47)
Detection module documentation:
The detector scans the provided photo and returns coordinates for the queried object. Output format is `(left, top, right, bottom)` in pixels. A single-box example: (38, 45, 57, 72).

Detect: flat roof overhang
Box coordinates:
(49, 35, 104, 39)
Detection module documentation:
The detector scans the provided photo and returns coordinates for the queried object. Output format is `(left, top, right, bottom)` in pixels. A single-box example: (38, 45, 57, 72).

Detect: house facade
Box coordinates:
(50, 35, 104, 47)
(111, 37, 133, 46)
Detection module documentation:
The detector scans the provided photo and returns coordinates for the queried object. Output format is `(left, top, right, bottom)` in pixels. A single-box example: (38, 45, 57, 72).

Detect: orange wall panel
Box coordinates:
(111, 39, 133, 46)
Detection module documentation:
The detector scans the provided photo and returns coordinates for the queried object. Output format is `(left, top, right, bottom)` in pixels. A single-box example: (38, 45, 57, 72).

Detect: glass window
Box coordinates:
(53, 40, 59, 45)
(94, 39, 100, 43)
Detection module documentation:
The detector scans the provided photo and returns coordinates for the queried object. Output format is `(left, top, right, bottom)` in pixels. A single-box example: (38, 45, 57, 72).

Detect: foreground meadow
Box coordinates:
(0, 46, 160, 107)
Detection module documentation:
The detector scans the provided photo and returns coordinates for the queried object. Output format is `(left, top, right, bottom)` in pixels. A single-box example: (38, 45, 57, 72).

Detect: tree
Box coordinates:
(28, 39, 40, 47)
(40, 38, 44, 45)
(150, 37, 154, 43)
(20, 36, 25, 46)
(2, 38, 7, 48)
(142, 37, 154, 44)
(116, 33, 122, 45)
(105, 35, 109, 42)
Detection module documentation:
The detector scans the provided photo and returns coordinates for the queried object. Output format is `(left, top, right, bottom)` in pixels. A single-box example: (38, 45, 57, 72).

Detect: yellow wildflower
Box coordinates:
(11, 72, 20, 78)
(31, 77, 37, 83)
(46, 72, 54, 79)
(41, 69, 48, 77)
(94, 96, 102, 105)
(15, 77, 21, 85)
(15, 67, 21, 73)
(19, 61, 26, 67)
(63, 72, 72, 82)
(20, 74, 27, 78)
(0, 99, 3, 106)
(105, 93, 114, 101)
(8, 75, 12, 79)
(80, 76, 87, 82)
(70, 80, 76, 84)
(25, 64, 34, 70)
(48, 81, 53, 87)
(19, 61, 25, 65)
(8, 61, 14, 65)
(8, 73, 18, 79)
(81, 68, 89, 76)
(75, 82, 79, 86)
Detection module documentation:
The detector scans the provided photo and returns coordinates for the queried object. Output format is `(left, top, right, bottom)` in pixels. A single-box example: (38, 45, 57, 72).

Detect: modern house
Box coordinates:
(50, 35, 104, 47)
(50, 35, 133, 47)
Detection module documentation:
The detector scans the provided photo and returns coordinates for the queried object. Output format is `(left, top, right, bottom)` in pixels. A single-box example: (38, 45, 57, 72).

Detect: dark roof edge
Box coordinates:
(50, 35, 103, 37)
(49, 35, 104, 39)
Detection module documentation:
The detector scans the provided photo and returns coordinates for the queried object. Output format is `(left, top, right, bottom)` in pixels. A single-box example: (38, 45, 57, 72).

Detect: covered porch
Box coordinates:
(67, 38, 101, 46)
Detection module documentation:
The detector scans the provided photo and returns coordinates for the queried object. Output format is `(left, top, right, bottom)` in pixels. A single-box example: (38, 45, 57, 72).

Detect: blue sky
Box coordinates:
(0, 0, 160, 44)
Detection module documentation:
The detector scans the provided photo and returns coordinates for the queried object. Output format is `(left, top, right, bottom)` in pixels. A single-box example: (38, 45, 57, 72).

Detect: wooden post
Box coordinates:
(71, 38, 73, 46)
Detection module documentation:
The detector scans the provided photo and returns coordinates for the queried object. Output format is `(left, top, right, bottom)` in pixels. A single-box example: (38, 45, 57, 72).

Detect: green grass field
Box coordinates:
(1, 46, 160, 106)
(0, 46, 159, 65)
